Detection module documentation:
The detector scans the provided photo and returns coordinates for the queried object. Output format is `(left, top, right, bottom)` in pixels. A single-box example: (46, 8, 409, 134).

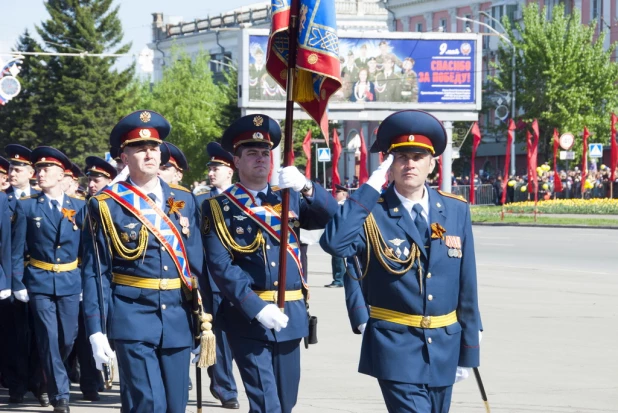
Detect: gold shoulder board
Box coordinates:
(94, 193, 111, 202)
(437, 190, 467, 203)
(270, 185, 280, 191)
(169, 183, 190, 193)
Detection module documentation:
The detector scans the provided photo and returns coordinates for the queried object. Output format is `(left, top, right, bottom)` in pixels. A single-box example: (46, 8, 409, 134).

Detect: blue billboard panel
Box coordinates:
(247, 35, 476, 105)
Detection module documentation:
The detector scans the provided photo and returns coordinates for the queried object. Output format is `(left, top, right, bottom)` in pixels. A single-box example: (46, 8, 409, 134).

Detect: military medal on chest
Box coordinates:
(445, 235, 462, 258)
(167, 197, 190, 238)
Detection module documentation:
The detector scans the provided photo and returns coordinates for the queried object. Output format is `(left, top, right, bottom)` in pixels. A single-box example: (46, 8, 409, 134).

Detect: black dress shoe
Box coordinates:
(53, 398, 70, 413)
(188, 376, 193, 391)
(39, 392, 50, 407)
(221, 397, 240, 409)
(8, 394, 24, 404)
(82, 391, 100, 401)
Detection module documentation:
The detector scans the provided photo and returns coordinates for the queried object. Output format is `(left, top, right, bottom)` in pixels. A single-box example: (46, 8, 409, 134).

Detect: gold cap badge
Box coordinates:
(408, 135, 415, 142)
(139, 129, 152, 138)
(140, 111, 151, 123)
(253, 116, 264, 127)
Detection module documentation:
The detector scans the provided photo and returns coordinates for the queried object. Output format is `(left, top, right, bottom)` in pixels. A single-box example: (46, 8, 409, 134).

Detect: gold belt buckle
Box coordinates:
(52, 264, 60, 272)
(159, 279, 169, 290)
(421, 316, 431, 328)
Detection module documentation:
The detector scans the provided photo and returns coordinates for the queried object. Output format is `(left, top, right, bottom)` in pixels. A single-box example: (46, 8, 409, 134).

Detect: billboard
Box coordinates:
(239, 29, 482, 121)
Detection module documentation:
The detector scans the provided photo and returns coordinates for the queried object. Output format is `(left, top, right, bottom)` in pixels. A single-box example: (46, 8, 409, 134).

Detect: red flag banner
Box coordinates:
(553, 129, 563, 193)
(266, 0, 342, 138)
(501, 119, 515, 205)
(582, 127, 589, 195)
(331, 128, 342, 189)
(529, 120, 539, 195)
(609, 113, 618, 180)
(359, 129, 369, 185)
(302, 130, 312, 179)
(470, 122, 481, 204)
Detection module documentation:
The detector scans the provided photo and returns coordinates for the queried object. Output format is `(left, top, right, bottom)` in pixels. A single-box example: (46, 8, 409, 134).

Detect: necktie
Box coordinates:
(412, 203, 429, 247)
(20, 191, 26, 199)
(147, 193, 157, 205)
(256, 192, 269, 206)
(50, 199, 63, 223)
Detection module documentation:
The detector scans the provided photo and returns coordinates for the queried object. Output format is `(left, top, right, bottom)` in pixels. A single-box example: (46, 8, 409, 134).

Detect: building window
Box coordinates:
(464, 14, 472, 31)
(416, 22, 423, 32)
(591, 0, 601, 21)
(440, 18, 448, 32)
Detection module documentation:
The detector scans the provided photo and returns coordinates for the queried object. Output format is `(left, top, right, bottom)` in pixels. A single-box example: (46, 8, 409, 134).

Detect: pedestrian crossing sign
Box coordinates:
(588, 143, 603, 158)
(317, 148, 331, 162)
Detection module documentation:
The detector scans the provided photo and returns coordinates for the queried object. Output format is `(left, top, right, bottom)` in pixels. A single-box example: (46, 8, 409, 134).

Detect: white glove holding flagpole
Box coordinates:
(256, 304, 289, 332)
(89, 332, 116, 371)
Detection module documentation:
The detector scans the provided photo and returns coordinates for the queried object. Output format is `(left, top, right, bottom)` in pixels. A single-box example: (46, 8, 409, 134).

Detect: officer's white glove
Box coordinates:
(89, 332, 115, 371)
(13, 289, 29, 302)
(366, 154, 394, 192)
(278, 166, 309, 192)
(80, 291, 83, 302)
(255, 304, 289, 332)
(191, 345, 201, 364)
(455, 367, 470, 383)
(0, 289, 11, 300)
(358, 323, 367, 335)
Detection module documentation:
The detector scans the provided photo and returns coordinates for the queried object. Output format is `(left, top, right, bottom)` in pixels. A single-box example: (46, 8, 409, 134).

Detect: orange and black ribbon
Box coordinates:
(167, 197, 185, 218)
(430, 223, 446, 241)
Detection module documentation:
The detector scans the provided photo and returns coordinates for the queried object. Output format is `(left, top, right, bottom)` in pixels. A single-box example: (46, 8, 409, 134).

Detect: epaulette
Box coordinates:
(94, 193, 111, 202)
(195, 188, 210, 196)
(271, 185, 280, 191)
(437, 190, 467, 203)
(21, 194, 38, 200)
(169, 183, 191, 193)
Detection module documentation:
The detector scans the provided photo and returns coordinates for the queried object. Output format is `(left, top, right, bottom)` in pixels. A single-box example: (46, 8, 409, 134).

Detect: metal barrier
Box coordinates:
(449, 185, 496, 205)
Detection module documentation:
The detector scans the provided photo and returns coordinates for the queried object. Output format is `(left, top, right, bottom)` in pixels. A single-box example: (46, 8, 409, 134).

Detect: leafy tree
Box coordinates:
(492, 3, 618, 163)
(133, 50, 226, 184)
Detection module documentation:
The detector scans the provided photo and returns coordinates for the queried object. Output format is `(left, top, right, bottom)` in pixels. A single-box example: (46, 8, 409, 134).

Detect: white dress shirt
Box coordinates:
(393, 186, 430, 225)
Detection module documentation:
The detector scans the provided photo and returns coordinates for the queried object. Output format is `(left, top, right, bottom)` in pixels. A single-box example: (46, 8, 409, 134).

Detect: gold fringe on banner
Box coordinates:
(293, 69, 314, 102)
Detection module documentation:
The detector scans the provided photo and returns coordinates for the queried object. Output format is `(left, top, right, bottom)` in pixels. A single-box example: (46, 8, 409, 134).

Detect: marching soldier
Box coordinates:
(0, 156, 9, 190)
(159, 142, 189, 186)
(201, 114, 338, 413)
(1, 145, 47, 407)
(324, 184, 349, 288)
(200, 141, 239, 409)
(81, 110, 205, 413)
(12, 146, 86, 413)
(85, 156, 117, 197)
(320, 110, 482, 413)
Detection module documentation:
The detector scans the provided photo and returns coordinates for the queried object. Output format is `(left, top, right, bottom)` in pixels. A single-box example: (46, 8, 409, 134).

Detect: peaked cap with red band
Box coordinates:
(221, 114, 281, 153)
(85, 156, 117, 180)
(31, 146, 72, 171)
(110, 110, 171, 150)
(160, 142, 189, 171)
(372, 110, 447, 157)
(5, 144, 33, 166)
(0, 156, 9, 174)
(206, 142, 234, 169)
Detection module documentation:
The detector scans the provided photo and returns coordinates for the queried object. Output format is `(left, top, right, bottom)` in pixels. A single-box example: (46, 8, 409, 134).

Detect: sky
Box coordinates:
(1, 0, 265, 72)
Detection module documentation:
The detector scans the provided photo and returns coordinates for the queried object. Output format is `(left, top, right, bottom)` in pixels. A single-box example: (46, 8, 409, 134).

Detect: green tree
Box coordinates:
(0, 30, 48, 149)
(492, 3, 618, 163)
(35, 0, 133, 165)
(134, 50, 226, 184)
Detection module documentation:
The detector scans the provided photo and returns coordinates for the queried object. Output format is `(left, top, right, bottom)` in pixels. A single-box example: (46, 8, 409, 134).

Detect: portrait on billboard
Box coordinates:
(246, 34, 476, 106)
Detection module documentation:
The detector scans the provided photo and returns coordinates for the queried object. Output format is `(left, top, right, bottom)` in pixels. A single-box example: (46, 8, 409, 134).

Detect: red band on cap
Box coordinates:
(232, 131, 272, 150)
(88, 166, 111, 178)
(389, 134, 434, 154)
(35, 157, 66, 169)
(167, 156, 181, 171)
(210, 156, 232, 168)
(122, 127, 161, 147)
(0, 167, 7, 174)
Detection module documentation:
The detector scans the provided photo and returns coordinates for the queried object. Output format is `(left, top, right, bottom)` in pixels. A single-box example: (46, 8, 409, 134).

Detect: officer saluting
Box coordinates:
(200, 141, 239, 409)
(201, 115, 337, 413)
(81, 110, 206, 413)
(320, 110, 482, 413)
(12, 146, 86, 413)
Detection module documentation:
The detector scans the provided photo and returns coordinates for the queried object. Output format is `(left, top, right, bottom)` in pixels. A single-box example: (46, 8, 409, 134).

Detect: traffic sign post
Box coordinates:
(317, 148, 331, 162)
(588, 143, 603, 158)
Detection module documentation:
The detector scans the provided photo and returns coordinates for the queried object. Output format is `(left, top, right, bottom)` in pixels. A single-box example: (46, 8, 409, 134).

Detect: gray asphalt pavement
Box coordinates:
(2, 226, 617, 412)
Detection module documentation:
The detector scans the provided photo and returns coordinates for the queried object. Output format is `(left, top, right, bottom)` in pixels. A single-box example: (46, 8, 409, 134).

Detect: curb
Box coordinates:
(472, 222, 618, 230)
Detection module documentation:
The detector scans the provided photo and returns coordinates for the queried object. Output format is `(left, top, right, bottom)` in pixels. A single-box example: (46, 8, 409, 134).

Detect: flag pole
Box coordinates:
(276, 0, 301, 311)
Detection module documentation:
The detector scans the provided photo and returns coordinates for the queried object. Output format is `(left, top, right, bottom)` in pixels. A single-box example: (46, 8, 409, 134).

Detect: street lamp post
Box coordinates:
(457, 13, 517, 176)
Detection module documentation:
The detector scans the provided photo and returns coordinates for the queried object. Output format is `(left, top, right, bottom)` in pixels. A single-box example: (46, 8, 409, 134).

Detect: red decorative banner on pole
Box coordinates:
(470, 122, 481, 205)
(552, 129, 563, 193)
(302, 130, 312, 179)
(529, 120, 539, 196)
(501, 119, 515, 206)
(359, 129, 369, 185)
(582, 127, 589, 196)
(611, 113, 617, 182)
(331, 128, 342, 189)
